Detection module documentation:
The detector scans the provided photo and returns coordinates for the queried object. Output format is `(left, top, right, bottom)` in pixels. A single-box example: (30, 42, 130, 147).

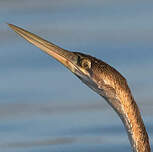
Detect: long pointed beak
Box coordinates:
(8, 23, 79, 73)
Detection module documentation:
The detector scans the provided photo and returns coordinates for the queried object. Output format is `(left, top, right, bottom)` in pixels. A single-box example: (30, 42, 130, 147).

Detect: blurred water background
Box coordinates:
(0, 0, 153, 151)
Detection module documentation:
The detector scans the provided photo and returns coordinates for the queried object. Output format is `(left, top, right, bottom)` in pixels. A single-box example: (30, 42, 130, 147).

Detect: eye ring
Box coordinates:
(80, 58, 91, 69)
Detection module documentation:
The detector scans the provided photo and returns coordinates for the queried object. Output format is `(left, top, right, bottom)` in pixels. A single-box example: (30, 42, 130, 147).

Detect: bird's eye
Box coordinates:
(80, 58, 91, 69)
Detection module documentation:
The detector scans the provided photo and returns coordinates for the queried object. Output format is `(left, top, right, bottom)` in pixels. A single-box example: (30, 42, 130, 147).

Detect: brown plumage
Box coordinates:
(8, 24, 151, 152)
(78, 53, 150, 152)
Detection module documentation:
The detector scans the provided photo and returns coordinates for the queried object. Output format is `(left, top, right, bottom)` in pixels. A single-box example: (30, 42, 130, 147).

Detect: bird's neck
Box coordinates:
(98, 79, 151, 152)
(94, 74, 151, 151)
(117, 96, 150, 152)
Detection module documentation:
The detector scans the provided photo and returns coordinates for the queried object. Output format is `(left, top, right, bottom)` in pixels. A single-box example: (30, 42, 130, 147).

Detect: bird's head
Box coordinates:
(8, 24, 130, 114)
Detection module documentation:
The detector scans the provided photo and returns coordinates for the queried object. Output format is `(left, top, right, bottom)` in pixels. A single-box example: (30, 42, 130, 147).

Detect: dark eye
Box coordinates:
(80, 58, 91, 69)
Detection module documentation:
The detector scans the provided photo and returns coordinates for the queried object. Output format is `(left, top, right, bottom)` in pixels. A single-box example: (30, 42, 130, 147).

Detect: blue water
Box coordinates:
(0, 0, 153, 151)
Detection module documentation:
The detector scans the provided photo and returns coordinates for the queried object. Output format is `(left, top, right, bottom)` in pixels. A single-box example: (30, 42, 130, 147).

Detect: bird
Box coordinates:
(8, 23, 151, 152)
